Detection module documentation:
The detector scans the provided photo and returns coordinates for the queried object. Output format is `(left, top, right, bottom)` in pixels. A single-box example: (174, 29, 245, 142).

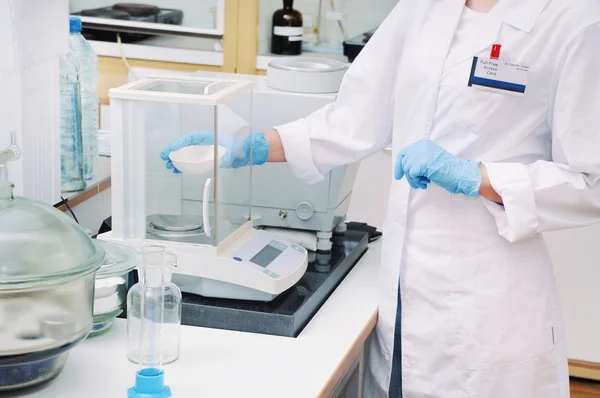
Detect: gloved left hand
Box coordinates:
(160, 131, 270, 173)
(394, 139, 482, 197)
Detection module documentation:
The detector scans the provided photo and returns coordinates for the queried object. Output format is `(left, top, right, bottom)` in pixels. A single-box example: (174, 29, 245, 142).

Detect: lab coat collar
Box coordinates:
(499, 0, 552, 32)
(443, 5, 503, 72)
(442, 0, 551, 71)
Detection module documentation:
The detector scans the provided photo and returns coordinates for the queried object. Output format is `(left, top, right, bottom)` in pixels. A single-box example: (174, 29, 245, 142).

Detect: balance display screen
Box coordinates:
(250, 245, 283, 268)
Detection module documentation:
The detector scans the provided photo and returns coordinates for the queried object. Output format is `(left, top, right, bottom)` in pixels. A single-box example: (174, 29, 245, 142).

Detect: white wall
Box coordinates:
(258, 0, 398, 54)
(546, 226, 600, 364)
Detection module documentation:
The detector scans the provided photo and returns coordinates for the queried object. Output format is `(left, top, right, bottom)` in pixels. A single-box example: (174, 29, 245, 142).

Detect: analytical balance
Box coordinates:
(191, 70, 357, 252)
(98, 76, 308, 302)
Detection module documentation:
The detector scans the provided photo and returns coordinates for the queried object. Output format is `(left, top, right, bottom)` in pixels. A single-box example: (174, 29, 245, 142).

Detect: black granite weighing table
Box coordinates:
(181, 230, 369, 337)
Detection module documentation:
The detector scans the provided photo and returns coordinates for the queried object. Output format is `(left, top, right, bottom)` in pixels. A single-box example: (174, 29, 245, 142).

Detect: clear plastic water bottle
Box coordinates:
(68, 17, 98, 181)
(59, 51, 86, 192)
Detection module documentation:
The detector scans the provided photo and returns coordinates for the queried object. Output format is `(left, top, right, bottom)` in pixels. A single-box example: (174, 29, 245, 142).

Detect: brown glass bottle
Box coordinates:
(271, 0, 303, 55)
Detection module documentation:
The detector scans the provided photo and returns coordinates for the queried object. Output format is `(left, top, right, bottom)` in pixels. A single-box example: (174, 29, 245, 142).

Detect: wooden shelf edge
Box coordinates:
(570, 360, 600, 381)
(58, 180, 112, 212)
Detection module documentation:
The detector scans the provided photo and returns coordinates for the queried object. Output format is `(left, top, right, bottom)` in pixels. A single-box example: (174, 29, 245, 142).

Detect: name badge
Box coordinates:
(468, 56, 529, 96)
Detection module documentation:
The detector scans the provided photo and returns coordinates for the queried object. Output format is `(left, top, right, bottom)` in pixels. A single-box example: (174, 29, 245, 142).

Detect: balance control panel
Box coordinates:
(231, 230, 307, 279)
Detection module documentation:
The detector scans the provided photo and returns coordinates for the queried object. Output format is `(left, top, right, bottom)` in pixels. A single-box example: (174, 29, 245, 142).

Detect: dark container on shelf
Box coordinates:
(271, 0, 303, 55)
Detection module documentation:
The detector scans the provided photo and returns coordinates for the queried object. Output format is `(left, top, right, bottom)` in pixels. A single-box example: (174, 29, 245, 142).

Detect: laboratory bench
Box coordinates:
(10, 242, 381, 398)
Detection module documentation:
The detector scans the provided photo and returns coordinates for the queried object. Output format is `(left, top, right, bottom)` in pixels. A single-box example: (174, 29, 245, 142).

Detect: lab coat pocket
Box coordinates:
(461, 349, 561, 398)
(451, 85, 524, 134)
(453, 248, 556, 371)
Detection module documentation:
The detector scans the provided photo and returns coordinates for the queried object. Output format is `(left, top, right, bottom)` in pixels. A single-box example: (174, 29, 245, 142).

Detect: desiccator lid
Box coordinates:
(0, 184, 105, 290)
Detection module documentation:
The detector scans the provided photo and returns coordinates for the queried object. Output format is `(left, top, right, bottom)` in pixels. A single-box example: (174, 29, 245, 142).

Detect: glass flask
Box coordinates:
(127, 246, 181, 365)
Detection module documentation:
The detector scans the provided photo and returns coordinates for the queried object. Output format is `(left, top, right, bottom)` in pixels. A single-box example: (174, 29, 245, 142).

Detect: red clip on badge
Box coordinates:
(490, 44, 502, 60)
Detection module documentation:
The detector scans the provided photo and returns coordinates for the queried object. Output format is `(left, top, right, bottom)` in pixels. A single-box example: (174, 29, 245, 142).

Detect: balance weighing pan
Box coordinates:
(147, 214, 205, 239)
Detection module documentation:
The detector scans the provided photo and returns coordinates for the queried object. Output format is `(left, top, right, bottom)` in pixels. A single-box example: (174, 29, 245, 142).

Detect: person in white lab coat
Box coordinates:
(162, 0, 600, 396)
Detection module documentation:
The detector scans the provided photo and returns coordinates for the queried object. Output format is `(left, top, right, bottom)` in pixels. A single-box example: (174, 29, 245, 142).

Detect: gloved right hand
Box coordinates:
(394, 139, 481, 197)
(160, 131, 270, 173)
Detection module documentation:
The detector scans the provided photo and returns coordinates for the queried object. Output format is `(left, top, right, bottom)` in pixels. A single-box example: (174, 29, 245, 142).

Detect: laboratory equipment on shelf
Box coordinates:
(127, 247, 173, 398)
(68, 17, 99, 181)
(98, 76, 309, 302)
(74, 4, 184, 44)
(299, 0, 319, 47)
(91, 240, 139, 337)
(271, 0, 304, 55)
(128, 246, 181, 365)
(0, 136, 105, 391)
(316, 0, 347, 51)
(343, 29, 376, 62)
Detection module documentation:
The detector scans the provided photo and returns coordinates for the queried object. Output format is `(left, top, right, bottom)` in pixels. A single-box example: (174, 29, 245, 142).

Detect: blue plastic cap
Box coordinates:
(128, 369, 172, 398)
(69, 17, 82, 33)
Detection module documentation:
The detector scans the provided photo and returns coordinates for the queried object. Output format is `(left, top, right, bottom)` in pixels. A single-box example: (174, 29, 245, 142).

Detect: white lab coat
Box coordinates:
(276, 0, 600, 396)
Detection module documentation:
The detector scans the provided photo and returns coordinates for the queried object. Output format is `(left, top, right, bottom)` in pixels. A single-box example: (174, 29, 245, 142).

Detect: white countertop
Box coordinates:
(13, 242, 381, 398)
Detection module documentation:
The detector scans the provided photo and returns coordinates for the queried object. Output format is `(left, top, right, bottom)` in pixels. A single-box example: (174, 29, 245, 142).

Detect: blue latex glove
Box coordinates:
(394, 139, 482, 197)
(160, 132, 270, 173)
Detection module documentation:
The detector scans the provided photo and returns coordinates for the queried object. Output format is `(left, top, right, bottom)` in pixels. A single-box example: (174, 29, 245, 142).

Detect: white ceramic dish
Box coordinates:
(169, 145, 227, 175)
